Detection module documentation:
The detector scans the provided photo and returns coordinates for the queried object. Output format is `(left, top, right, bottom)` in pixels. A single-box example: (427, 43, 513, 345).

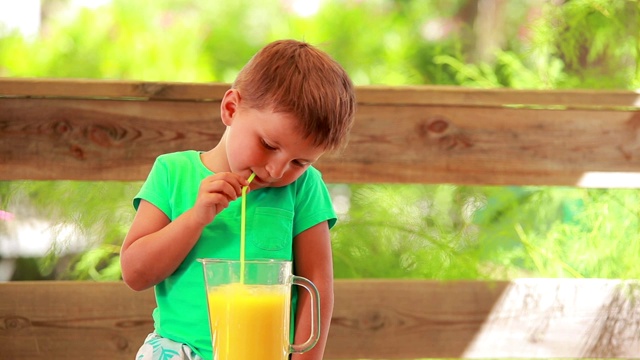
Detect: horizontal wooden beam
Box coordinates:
(2, 99, 640, 187)
(1, 280, 638, 359)
(2, 79, 640, 187)
(2, 78, 639, 108)
(0, 78, 229, 101)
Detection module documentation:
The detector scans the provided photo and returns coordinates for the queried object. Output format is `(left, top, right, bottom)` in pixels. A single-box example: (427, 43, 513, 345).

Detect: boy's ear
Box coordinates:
(220, 89, 240, 126)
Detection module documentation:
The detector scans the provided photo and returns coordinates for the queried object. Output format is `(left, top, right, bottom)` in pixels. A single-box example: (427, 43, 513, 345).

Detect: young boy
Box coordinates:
(120, 39, 356, 360)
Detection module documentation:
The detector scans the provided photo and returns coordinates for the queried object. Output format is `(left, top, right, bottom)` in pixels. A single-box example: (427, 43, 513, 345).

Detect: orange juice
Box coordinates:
(207, 283, 290, 360)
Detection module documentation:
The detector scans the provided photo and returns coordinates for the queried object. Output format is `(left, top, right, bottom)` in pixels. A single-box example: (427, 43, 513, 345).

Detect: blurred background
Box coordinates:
(0, 0, 639, 282)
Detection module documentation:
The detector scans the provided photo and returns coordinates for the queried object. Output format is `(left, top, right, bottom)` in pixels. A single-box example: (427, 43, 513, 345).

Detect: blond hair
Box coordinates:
(232, 39, 356, 151)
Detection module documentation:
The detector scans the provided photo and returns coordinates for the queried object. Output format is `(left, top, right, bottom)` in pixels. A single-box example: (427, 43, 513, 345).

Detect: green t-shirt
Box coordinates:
(133, 150, 336, 359)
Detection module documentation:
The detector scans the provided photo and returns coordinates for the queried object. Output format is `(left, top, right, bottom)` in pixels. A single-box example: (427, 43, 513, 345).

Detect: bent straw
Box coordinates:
(240, 173, 256, 283)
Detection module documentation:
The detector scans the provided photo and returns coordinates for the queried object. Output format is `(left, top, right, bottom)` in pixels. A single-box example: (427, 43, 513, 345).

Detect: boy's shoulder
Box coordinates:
(156, 150, 199, 161)
(150, 151, 205, 177)
(154, 150, 200, 166)
(294, 165, 319, 181)
(292, 166, 326, 190)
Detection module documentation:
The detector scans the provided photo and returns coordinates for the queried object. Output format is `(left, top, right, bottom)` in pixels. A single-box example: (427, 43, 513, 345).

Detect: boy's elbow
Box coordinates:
(122, 274, 148, 292)
(121, 260, 154, 291)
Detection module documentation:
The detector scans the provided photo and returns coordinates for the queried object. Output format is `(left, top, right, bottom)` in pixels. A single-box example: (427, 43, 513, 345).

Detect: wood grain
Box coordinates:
(327, 280, 508, 359)
(0, 78, 229, 101)
(2, 78, 639, 108)
(2, 97, 640, 186)
(0, 98, 222, 181)
(0, 281, 153, 359)
(1, 280, 638, 359)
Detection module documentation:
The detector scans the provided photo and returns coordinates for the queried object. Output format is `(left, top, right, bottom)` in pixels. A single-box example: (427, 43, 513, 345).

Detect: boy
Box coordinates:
(120, 39, 356, 360)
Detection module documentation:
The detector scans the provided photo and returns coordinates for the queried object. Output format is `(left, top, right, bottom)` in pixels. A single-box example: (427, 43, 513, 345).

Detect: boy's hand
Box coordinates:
(192, 172, 249, 226)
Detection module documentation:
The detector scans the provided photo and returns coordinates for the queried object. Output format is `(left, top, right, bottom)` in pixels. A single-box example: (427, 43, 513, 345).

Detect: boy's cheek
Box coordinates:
(275, 169, 307, 187)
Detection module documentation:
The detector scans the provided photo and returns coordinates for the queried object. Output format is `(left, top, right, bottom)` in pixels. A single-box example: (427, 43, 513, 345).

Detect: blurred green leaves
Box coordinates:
(1, 0, 639, 281)
(332, 184, 482, 280)
(331, 185, 640, 280)
(3, 0, 634, 88)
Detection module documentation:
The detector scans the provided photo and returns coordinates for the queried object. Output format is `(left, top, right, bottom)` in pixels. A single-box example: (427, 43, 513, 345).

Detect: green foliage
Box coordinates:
(1, 181, 138, 280)
(507, 188, 640, 279)
(333, 185, 640, 280)
(432, 0, 640, 89)
(1, 0, 639, 281)
(61, 244, 122, 280)
(332, 184, 481, 279)
(526, 0, 640, 89)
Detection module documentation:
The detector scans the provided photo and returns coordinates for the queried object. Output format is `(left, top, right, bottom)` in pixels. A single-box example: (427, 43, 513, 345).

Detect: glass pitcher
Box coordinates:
(199, 259, 320, 360)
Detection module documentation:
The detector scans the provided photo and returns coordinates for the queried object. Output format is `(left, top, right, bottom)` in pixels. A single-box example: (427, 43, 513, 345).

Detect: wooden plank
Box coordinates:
(327, 279, 509, 359)
(0, 78, 229, 101)
(356, 85, 640, 109)
(0, 98, 221, 181)
(329, 279, 640, 359)
(462, 279, 640, 358)
(326, 104, 640, 187)
(0, 281, 154, 359)
(1, 280, 638, 359)
(1, 78, 639, 108)
(2, 97, 639, 187)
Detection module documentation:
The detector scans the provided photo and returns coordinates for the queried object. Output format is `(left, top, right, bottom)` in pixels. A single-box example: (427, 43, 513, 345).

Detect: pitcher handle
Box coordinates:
(290, 275, 321, 354)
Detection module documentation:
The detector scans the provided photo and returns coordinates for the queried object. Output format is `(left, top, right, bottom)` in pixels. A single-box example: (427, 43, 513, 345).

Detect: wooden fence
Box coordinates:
(1, 78, 640, 359)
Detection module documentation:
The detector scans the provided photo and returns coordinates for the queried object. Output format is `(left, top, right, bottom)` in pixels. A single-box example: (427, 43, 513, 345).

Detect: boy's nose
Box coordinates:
(265, 161, 287, 180)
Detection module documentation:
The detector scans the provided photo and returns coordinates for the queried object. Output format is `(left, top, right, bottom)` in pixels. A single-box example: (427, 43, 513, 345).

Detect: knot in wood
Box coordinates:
(53, 120, 72, 135)
(111, 335, 129, 351)
(88, 124, 127, 147)
(361, 310, 386, 331)
(427, 117, 450, 134)
(69, 144, 85, 160)
(116, 319, 151, 328)
(416, 116, 454, 140)
(1, 315, 31, 330)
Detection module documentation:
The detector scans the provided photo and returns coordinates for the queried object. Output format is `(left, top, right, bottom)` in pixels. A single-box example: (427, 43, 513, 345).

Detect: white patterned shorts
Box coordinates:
(135, 333, 204, 360)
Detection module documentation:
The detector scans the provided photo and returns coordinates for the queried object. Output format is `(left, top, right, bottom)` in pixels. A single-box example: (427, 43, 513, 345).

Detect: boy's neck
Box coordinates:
(200, 139, 229, 174)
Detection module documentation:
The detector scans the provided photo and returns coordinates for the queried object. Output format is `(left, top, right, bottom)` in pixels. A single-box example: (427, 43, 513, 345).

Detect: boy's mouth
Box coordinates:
(250, 174, 266, 186)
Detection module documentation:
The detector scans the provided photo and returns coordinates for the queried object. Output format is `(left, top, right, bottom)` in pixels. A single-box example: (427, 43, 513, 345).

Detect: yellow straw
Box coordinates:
(240, 173, 256, 284)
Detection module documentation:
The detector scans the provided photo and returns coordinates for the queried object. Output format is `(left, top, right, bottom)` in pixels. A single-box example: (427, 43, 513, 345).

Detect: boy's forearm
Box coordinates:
(121, 209, 205, 290)
(292, 279, 334, 360)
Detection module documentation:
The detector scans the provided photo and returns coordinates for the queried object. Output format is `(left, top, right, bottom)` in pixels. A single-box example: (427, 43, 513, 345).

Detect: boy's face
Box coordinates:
(223, 93, 326, 189)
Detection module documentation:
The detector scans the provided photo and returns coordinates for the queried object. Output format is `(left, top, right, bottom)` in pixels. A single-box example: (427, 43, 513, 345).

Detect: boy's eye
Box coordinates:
(261, 139, 276, 151)
(292, 160, 307, 168)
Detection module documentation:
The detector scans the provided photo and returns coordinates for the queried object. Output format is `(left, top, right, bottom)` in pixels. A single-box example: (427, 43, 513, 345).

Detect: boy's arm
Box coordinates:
(120, 200, 204, 291)
(292, 221, 335, 360)
(120, 172, 248, 291)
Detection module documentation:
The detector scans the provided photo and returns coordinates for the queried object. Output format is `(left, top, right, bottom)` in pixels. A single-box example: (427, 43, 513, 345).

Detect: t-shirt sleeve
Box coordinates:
(133, 155, 172, 217)
(292, 167, 337, 237)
